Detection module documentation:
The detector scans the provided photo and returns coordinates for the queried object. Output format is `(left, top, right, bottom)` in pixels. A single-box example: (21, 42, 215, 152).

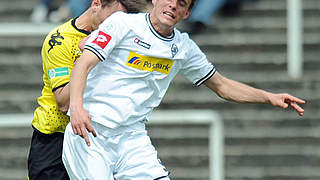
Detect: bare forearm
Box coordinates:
(54, 83, 70, 113)
(69, 63, 88, 110)
(205, 72, 305, 116)
(205, 72, 270, 104)
(69, 50, 99, 110)
(217, 78, 270, 104)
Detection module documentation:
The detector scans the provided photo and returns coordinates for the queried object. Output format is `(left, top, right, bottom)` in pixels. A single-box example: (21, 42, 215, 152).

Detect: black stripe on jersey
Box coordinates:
(154, 171, 170, 180)
(145, 13, 174, 42)
(85, 45, 105, 62)
(52, 82, 69, 92)
(195, 66, 216, 87)
(154, 175, 169, 180)
(71, 17, 90, 35)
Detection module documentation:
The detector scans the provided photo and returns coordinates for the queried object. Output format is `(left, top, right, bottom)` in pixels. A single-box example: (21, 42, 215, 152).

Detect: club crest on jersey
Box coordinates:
(92, 31, 112, 49)
(126, 51, 173, 75)
(171, 44, 178, 58)
(134, 37, 151, 49)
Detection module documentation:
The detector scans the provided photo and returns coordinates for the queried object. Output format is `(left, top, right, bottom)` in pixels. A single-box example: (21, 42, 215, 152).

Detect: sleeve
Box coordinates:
(43, 34, 73, 92)
(84, 12, 129, 62)
(178, 38, 216, 87)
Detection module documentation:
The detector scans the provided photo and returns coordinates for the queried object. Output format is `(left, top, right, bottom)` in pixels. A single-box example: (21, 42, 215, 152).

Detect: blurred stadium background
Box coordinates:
(0, 0, 319, 179)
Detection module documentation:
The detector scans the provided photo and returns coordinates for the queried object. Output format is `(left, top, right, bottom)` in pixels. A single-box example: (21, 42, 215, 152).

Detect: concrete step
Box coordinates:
(0, 168, 27, 180)
(220, 109, 319, 123)
(226, 143, 320, 156)
(157, 143, 320, 162)
(206, 49, 319, 64)
(0, 127, 32, 146)
(0, 62, 42, 89)
(238, 0, 320, 17)
(0, 0, 64, 22)
(192, 31, 320, 47)
(0, 35, 43, 52)
(243, 0, 320, 11)
(226, 154, 320, 167)
(0, 90, 39, 113)
(156, 141, 320, 161)
(165, 167, 208, 180)
(226, 166, 320, 180)
(148, 121, 320, 140)
(208, 16, 320, 33)
(0, 0, 36, 22)
(0, 146, 28, 169)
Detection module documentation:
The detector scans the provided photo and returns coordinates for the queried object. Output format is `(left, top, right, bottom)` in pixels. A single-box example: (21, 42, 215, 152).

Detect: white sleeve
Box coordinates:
(179, 38, 216, 86)
(84, 12, 128, 62)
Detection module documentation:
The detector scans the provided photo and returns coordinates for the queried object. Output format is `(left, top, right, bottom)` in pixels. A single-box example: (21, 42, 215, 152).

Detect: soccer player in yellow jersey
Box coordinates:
(27, 0, 146, 179)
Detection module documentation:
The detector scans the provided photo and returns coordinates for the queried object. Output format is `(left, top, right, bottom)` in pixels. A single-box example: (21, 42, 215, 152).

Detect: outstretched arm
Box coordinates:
(204, 71, 305, 116)
(69, 49, 99, 146)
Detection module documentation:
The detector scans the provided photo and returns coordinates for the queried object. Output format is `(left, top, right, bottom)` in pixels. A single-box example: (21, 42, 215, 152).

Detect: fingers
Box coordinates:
(290, 101, 305, 116)
(284, 94, 306, 116)
(87, 124, 97, 137)
(287, 95, 306, 105)
(81, 126, 91, 146)
(72, 125, 78, 135)
(72, 121, 96, 146)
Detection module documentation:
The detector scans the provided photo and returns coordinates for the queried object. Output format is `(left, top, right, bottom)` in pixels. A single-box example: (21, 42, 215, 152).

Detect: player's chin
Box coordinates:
(161, 18, 177, 27)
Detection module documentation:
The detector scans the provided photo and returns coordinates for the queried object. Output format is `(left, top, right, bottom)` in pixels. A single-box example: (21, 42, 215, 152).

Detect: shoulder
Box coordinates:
(99, 12, 147, 33)
(44, 19, 74, 46)
(46, 19, 73, 36)
(174, 29, 199, 49)
(102, 11, 146, 25)
(42, 21, 75, 57)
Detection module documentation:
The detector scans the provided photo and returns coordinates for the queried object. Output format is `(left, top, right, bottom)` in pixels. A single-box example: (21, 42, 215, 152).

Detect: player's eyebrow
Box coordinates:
(179, 0, 186, 3)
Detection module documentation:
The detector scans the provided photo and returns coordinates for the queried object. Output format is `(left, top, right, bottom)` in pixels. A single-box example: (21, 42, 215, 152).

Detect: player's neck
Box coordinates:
(75, 10, 93, 33)
(149, 13, 174, 37)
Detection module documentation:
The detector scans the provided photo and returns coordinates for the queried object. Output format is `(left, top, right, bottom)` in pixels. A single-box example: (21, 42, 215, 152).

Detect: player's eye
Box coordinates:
(178, 0, 187, 7)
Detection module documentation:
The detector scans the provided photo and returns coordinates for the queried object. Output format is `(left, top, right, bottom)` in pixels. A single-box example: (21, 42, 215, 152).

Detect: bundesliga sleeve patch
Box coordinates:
(48, 67, 69, 79)
(92, 31, 112, 49)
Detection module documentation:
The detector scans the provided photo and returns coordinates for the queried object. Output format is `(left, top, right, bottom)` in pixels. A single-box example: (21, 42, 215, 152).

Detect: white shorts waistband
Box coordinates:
(91, 121, 146, 137)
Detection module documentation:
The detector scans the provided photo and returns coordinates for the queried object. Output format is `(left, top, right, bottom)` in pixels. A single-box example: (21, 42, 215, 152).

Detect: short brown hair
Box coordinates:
(101, 0, 147, 13)
(189, 0, 197, 10)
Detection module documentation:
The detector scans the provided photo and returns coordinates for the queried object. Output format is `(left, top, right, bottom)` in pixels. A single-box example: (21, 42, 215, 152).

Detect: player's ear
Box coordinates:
(91, 0, 102, 11)
(183, 9, 191, 20)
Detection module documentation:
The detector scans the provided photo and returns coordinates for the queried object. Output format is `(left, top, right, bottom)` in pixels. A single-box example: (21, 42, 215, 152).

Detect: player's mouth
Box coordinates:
(163, 11, 175, 19)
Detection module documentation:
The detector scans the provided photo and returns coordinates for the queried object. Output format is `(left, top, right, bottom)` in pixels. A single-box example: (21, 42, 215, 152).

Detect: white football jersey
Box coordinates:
(83, 12, 216, 128)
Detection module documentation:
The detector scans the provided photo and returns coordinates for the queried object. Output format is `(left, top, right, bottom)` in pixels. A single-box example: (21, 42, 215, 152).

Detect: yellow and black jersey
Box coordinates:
(32, 18, 90, 134)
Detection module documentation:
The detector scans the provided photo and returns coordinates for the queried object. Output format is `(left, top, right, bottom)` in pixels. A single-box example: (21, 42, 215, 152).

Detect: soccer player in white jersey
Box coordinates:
(62, 0, 306, 179)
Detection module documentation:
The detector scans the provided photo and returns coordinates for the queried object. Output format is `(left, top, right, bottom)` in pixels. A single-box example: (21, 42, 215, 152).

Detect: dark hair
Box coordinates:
(101, 0, 147, 13)
(189, 0, 196, 10)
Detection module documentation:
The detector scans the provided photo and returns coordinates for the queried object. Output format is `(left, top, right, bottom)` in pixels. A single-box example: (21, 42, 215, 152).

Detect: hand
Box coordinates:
(70, 106, 97, 146)
(269, 93, 306, 116)
(78, 35, 91, 51)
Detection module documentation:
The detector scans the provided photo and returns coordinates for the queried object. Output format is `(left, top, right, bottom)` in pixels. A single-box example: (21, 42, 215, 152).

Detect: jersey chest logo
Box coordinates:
(134, 37, 151, 49)
(48, 30, 64, 53)
(126, 51, 173, 75)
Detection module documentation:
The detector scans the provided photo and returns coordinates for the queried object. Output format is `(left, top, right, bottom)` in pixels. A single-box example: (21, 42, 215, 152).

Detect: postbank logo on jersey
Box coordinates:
(126, 51, 173, 75)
